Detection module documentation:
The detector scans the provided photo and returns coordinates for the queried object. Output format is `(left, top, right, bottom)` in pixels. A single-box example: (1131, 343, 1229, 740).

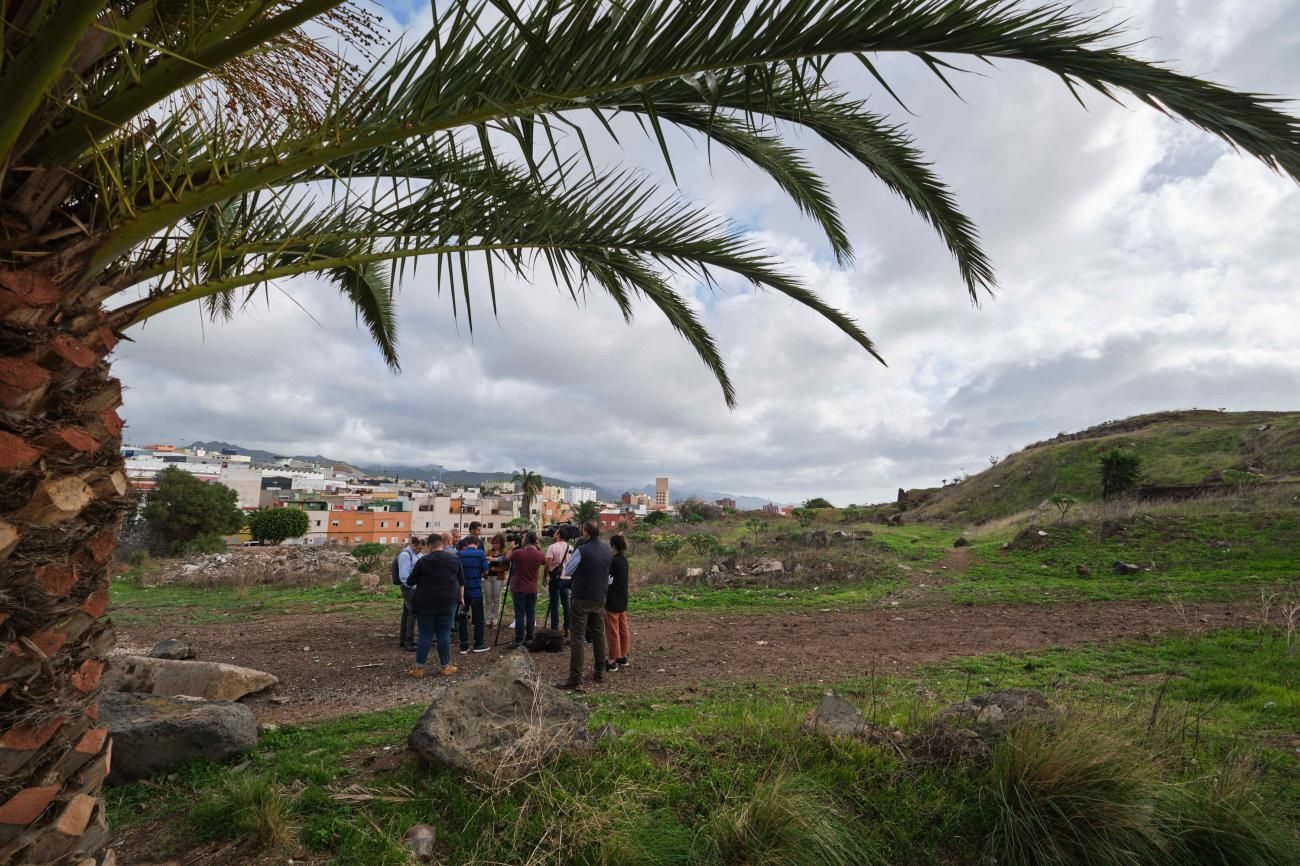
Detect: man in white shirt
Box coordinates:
(397, 536, 423, 650)
(544, 532, 572, 634)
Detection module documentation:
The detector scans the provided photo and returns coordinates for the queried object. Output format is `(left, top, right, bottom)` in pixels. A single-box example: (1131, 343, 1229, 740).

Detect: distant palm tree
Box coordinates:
(2, 2, 1299, 862)
(513, 468, 544, 523)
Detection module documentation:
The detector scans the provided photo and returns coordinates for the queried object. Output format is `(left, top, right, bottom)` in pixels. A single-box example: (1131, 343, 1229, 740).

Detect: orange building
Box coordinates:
(324, 510, 412, 545)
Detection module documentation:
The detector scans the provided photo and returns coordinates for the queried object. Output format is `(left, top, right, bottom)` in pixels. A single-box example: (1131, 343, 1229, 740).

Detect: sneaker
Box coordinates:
(472, 645, 490, 653)
(554, 676, 582, 691)
(617, 657, 629, 666)
(440, 665, 458, 677)
(409, 667, 426, 679)
(403, 645, 417, 652)
(605, 661, 619, 672)
(459, 646, 470, 655)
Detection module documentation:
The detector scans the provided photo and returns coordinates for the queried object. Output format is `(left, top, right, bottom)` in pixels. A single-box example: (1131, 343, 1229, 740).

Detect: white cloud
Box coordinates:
(114, 1, 1300, 505)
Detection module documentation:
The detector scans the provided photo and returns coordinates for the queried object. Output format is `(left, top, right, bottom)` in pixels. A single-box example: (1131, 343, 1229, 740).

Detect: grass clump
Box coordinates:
(190, 773, 299, 848)
(693, 774, 880, 866)
(1160, 762, 1300, 866)
(984, 724, 1163, 866)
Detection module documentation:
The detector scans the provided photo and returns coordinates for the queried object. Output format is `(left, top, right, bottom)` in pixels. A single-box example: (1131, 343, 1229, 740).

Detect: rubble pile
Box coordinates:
(149, 546, 367, 588)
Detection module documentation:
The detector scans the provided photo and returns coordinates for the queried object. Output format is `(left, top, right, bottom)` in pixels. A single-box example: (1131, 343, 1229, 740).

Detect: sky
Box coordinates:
(113, 1, 1300, 505)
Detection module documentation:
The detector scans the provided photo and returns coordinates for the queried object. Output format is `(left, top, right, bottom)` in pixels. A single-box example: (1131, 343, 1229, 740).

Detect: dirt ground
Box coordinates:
(112, 596, 1253, 724)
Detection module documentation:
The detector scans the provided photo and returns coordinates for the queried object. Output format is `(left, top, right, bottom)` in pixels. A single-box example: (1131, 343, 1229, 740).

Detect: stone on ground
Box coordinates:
(401, 824, 436, 863)
(953, 536, 971, 547)
(407, 649, 590, 779)
(108, 655, 277, 701)
(938, 688, 1055, 736)
(801, 694, 903, 746)
(1113, 560, 1142, 575)
(101, 692, 256, 784)
(147, 638, 195, 660)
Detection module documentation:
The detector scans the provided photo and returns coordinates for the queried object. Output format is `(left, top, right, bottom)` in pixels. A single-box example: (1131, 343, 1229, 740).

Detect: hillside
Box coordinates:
(908, 410, 1300, 523)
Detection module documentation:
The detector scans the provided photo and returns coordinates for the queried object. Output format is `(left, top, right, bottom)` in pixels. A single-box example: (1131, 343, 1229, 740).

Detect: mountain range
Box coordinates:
(187, 441, 776, 509)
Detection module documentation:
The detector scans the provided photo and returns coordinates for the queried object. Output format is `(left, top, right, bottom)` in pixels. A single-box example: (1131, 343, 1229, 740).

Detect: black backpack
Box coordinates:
(527, 627, 565, 653)
(391, 549, 411, 586)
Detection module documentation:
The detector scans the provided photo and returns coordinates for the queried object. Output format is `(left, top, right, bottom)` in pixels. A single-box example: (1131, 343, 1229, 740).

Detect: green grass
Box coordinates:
(947, 511, 1300, 604)
(109, 576, 394, 626)
(108, 629, 1298, 865)
(914, 410, 1300, 523)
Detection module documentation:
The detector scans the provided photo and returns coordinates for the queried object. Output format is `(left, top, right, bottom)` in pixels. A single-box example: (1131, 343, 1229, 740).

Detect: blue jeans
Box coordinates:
(415, 604, 459, 667)
(512, 591, 537, 644)
(458, 596, 485, 649)
(547, 578, 571, 631)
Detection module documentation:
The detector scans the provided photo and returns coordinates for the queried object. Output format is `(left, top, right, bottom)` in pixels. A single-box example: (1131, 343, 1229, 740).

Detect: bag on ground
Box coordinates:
(527, 627, 565, 653)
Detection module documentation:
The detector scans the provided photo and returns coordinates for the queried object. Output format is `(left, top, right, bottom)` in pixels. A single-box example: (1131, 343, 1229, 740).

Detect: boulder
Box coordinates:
(801, 695, 902, 747)
(684, 567, 705, 579)
(147, 638, 195, 660)
(1076, 564, 1092, 578)
(938, 688, 1055, 737)
(803, 529, 830, 547)
(100, 692, 256, 784)
(752, 559, 784, 575)
(401, 824, 437, 863)
(953, 537, 971, 548)
(1113, 561, 1142, 575)
(408, 650, 591, 779)
(109, 656, 278, 701)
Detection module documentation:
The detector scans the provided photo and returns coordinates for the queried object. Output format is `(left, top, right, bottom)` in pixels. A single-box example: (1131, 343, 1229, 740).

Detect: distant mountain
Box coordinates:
(185, 441, 773, 507)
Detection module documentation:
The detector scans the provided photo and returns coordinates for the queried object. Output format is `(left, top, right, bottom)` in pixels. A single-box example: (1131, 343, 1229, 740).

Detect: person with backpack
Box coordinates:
(457, 539, 490, 654)
(393, 536, 424, 651)
(544, 531, 572, 635)
(604, 533, 631, 671)
(555, 520, 611, 690)
(407, 533, 464, 677)
(506, 532, 545, 648)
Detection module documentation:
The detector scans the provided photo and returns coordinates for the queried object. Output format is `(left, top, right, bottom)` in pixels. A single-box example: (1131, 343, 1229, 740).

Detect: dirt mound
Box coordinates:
(148, 546, 366, 588)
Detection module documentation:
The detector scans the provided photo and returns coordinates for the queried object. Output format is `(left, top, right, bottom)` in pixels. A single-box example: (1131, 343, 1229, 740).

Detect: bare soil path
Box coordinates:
(112, 598, 1254, 723)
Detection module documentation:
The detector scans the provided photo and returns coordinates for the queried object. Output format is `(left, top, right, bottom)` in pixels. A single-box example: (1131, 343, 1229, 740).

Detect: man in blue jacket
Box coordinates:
(457, 538, 490, 654)
(555, 520, 611, 690)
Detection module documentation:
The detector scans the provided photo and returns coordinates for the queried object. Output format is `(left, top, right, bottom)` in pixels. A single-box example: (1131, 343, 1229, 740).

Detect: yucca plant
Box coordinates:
(1, 2, 1299, 863)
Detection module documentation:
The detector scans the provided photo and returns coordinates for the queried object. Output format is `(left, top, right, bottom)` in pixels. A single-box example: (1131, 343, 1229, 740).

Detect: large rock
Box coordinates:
(752, 559, 784, 574)
(801, 694, 902, 746)
(101, 692, 257, 784)
(803, 529, 830, 547)
(938, 688, 1055, 737)
(148, 638, 195, 660)
(109, 655, 277, 701)
(408, 650, 590, 779)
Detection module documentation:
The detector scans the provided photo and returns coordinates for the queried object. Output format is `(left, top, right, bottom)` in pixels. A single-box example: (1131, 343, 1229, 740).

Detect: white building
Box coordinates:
(567, 486, 598, 505)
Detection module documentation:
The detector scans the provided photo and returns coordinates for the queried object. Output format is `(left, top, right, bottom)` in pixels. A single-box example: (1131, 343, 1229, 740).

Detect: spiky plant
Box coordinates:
(513, 467, 544, 523)
(1, 2, 1299, 863)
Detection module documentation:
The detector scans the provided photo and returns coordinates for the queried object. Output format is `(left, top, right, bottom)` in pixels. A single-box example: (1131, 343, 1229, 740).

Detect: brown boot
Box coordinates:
(554, 674, 582, 691)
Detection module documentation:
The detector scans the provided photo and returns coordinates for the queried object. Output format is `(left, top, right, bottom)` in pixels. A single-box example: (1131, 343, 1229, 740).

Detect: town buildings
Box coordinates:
(655, 477, 670, 509)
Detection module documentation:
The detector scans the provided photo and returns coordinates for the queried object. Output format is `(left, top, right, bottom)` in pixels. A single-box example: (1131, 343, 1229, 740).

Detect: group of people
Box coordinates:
(394, 519, 631, 688)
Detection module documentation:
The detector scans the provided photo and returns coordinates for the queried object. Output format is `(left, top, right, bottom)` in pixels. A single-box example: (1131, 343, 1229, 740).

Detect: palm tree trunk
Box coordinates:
(1, 268, 127, 866)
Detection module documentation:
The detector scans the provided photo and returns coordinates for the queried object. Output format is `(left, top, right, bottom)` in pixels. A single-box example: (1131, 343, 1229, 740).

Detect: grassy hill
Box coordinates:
(910, 410, 1300, 524)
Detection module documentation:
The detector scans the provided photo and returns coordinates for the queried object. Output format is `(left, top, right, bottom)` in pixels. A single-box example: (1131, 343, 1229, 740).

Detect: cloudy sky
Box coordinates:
(114, 1, 1300, 505)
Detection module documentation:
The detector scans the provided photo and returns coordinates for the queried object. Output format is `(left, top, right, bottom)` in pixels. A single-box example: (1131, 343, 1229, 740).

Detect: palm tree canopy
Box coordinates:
(2, 0, 1298, 405)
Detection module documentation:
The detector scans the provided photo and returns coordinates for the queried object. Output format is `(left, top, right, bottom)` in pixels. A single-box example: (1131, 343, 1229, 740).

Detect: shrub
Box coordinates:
(652, 534, 685, 562)
(350, 542, 388, 574)
(693, 774, 880, 866)
(983, 724, 1163, 866)
(792, 507, 817, 528)
(246, 507, 310, 544)
(1099, 448, 1143, 499)
(679, 498, 724, 522)
(804, 497, 834, 509)
(686, 533, 720, 556)
(644, 510, 671, 527)
(743, 517, 765, 544)
(1049, 494, 1079, 523)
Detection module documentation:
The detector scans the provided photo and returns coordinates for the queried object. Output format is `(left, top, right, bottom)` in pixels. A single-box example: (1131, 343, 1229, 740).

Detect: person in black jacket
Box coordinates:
(406, 532, 464, 677)
(604, 534, 631, 671)
(554, 520, 610, 690)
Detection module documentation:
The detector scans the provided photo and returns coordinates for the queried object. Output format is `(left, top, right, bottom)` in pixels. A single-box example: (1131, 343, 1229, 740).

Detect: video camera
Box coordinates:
(541, 522, 581, 541)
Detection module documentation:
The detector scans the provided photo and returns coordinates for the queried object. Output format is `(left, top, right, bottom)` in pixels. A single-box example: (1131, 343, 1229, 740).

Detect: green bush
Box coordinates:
(246, 507, 311, 544)
(652, 535, 685, 562)
(1099, 448, 1143, 499)
(141, 466, 244, 555)
(1159, 764, 1300, 866)
(190, 774, 297, 847)
(686, 533, 720, 556)
(350, 542, 388, 574)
